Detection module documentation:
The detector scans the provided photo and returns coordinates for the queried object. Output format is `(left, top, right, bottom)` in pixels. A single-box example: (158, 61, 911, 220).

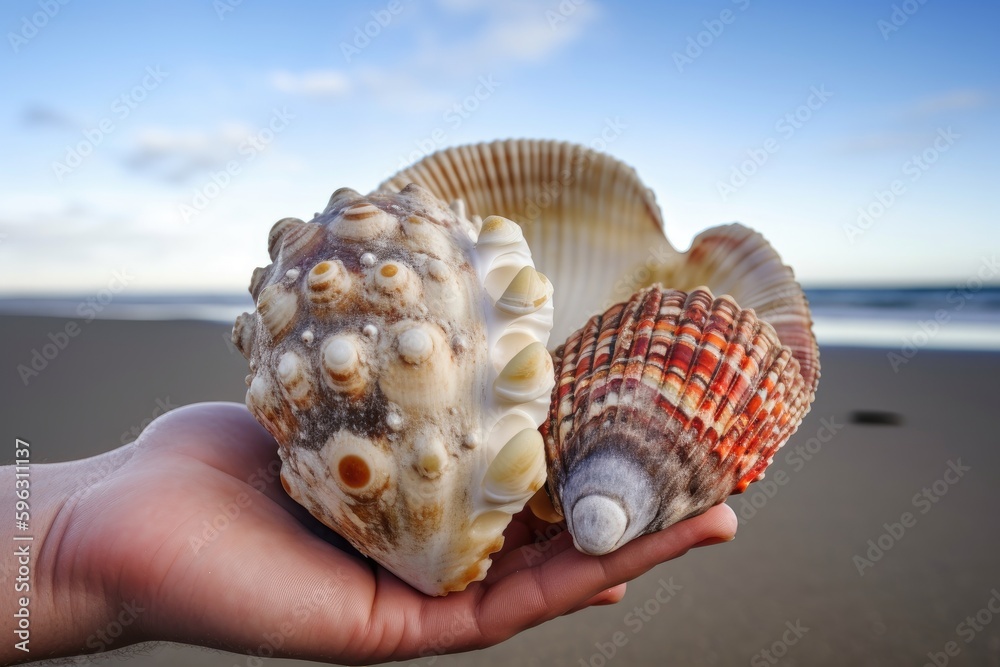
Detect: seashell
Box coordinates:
(493, 341, 554, 403)
(320, 334, 369, 398)
(267, 217, 302, 260)
(256, 284, 298, 341)
(379, 139, 819, 395)
(275, 350, 314, 409)
(541, 285, 813, 555)
(368, 260, 421, 307)
(327, 187, 363, 212)
(483, 428, 546, 504)
(233, 188, 553, 596)
(496, 266, 553, 316)
(231, 311, 256, 357)
(234, 139, 820, 594)
(306, 259, 351, 306)
(331, 202, 398, 241)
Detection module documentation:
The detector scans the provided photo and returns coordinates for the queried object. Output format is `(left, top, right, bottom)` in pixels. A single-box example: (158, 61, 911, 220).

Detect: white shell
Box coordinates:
(233, 183, 553, 596)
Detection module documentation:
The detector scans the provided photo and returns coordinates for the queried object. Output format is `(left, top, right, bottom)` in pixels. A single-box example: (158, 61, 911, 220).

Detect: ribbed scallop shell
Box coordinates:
(541, 285, 811, 556)
(233, 184, 554, 595)
(379, 139, 819, 395)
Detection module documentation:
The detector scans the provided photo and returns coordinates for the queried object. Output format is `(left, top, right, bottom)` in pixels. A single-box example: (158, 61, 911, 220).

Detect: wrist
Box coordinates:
(2, 447, 135, 663)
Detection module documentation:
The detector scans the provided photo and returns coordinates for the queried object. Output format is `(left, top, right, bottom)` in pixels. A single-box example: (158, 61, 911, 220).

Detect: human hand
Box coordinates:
(9, 402, 737, 664)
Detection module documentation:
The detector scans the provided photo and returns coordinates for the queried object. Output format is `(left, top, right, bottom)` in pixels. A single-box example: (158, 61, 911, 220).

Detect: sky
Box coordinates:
(0, 0, 997, 294)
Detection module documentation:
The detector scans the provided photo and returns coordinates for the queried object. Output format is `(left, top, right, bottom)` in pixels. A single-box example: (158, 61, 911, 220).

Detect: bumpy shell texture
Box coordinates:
(541, 285, 811, 555)
(233, 184, 554, 595)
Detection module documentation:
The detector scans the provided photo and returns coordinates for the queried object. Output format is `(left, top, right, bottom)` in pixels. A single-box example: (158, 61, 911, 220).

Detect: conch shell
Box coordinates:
(380, 139, 819, 555)
(233, 184, 554, 595)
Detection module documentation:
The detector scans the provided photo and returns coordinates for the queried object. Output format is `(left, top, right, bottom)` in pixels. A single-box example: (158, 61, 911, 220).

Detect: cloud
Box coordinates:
(270, 69, 352, 96)
(840, 88, 992, 154)
(910, 88, 990, 116)
(424, 0, 600, 72)
(838, 131, 930, 154)
(270, 1, 599, 110)
(21, 104, 79, 130)
(122, 123, 254, 182)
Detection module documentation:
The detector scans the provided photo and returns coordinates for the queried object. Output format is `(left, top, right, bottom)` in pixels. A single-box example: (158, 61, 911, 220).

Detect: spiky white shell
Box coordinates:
(233, 184, 554, 595)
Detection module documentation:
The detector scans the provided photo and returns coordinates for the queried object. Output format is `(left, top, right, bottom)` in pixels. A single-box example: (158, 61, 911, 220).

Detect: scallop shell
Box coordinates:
(541, 285, 812, 555)
(379, 139, 819, 395)
(233, 183, 554, 595)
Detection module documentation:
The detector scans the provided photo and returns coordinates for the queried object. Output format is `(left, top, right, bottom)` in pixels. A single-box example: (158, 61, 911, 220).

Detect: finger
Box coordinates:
(471, 504, 738, 644)
(563, 583, 627, 615)
(486, 524, 575, 582)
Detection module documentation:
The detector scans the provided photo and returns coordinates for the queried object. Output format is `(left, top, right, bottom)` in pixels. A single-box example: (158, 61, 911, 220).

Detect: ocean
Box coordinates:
(1, 287, 998, 350)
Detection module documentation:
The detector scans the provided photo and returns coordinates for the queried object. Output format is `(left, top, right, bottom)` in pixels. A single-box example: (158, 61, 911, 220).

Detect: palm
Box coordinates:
(70, 403, 736, 664)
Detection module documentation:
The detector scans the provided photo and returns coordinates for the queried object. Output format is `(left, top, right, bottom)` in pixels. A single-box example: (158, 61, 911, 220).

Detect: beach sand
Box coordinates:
(2, 315, 998, 666)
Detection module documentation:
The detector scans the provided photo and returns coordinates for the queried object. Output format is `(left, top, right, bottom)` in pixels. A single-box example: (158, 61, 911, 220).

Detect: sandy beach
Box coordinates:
(2, 314, 998, 667)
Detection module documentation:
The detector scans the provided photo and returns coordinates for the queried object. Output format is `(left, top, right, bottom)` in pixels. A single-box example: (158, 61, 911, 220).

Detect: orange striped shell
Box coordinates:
(541, 285, 812, 555)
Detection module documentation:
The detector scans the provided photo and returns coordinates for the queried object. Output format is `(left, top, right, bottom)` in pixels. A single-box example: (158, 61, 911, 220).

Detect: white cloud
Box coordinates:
(424, 0, 600, 72)
(270, 2, 600, 111)
(269, 69, 353, 96)
(911, 88, 990, 116)
(123, 122, 254, 182)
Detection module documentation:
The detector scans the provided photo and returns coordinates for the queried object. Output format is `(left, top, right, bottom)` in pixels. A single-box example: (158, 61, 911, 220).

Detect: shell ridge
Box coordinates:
(379, 138, 674, 344)
(542, 283, 815, 554)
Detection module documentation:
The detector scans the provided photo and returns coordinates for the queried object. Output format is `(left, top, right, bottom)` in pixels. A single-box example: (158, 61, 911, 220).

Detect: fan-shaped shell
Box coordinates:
(379, 139, 819, 395)
(234, 183, 554, 595)
(541, 285, 812, 556)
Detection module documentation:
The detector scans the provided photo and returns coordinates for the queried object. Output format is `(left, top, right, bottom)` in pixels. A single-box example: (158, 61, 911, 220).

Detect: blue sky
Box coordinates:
(1, 0, 997, 293)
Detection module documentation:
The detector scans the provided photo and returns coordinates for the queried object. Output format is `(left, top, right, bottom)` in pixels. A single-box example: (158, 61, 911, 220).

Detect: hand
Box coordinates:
(14, 402, 738, 664)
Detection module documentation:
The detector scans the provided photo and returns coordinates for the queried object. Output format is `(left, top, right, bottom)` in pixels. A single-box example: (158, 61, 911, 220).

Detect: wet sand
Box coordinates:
(2, 315, 998, 667)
